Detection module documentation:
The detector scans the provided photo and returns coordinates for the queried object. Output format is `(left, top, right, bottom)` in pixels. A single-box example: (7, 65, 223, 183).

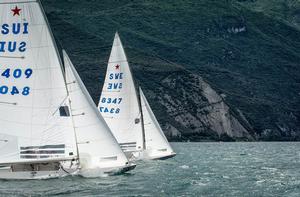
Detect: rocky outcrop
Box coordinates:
(144, 71, 254, 141)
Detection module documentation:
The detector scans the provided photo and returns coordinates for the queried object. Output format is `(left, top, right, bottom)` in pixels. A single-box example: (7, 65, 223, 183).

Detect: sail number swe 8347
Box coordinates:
(99, 97, 122, 114)
(0, 68, 33, 96)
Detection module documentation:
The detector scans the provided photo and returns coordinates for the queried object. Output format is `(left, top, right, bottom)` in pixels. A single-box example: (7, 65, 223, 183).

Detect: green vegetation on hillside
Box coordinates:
(43, 0, 300, 141)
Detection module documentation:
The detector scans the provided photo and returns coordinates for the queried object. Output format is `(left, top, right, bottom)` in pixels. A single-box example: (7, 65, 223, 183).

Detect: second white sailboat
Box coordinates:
(98, 33, 176, 160)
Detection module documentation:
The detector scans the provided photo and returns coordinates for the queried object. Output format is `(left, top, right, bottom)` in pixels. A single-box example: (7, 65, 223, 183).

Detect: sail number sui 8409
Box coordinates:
(0, 22, 32, 96)
(0, 68, 33, 96)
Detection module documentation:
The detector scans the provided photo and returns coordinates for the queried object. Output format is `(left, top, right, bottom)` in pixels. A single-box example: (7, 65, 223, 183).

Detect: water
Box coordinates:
(0, 142, 299, 196)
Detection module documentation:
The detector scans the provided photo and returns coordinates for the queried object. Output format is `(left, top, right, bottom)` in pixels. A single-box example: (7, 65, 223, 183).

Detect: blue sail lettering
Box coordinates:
(19, 42, 26, 52)
(114, 73, 124, 79)
(101, 97, 123, 104)
(8, 42, 16, 52)
(98, 106, 120, 114)
(23, 23, 29, 34)
(115, 73, 120, 79)
(118, 98, 122, 104)
(109, 73, 124, 80)
(12, 23, 21, 34)
(1, 24, 9, 35)
(1, 23, 29, 35)
(0, 86, 8, 94)
(107, 83, 122, 90)
(0, 42, 5, 52)
(113, 83, 118, 89)
(0, 86, 30, 96)
(107, 83, 112, 89)
(107, 98, 112, 103)
(0, 42, 27, 53)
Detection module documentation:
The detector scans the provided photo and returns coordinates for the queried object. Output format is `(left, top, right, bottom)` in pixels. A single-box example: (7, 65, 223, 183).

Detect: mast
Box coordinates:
(137, 87, 146, 150)
(67, 82, 81, 162)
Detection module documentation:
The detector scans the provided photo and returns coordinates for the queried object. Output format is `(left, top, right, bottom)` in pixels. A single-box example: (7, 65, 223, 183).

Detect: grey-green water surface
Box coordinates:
(0, 142, 299, 196)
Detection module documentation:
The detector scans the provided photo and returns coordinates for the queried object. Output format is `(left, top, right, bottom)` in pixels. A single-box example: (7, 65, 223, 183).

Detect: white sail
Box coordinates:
(63, 50, 131, 173)
(139, 88, 176, 159)
(0, 0, 77, 165)
(98, 33, 144, 155)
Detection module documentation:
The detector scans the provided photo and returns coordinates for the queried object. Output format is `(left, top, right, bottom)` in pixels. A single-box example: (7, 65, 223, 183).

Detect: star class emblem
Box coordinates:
(11, 6, 21, 16)
(115, 64, 120, 69)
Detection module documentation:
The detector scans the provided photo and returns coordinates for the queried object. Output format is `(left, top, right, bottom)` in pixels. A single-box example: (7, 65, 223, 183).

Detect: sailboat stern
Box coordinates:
(78, 153, 136, 177)
(144, 148, 176, 160)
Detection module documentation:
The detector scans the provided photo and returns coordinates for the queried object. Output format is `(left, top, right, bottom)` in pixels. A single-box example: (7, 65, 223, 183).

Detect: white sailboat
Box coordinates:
(98, 33, 176, 160)
(139, 87, 176, 160)
(0, 0, 78, 179)
(63, 50, 135, 177)
(0, 0, 134, 179)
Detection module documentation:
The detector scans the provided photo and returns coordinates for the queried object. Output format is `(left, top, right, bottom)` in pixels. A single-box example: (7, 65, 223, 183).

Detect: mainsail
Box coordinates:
(0, 0, 77, 164)
(98, 33, 144, 154)
(63, 50, 130, 172)
(139, 88, 176, 159)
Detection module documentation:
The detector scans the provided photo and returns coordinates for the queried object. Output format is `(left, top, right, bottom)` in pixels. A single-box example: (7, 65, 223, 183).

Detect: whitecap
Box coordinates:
(179, 165, 190, 169)
(256, 180, 266, 184)
(261, 167, 278, 172)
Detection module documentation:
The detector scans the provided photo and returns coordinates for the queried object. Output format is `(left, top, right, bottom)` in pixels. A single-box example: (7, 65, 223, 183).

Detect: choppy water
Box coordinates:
(0, 142, 299, 196)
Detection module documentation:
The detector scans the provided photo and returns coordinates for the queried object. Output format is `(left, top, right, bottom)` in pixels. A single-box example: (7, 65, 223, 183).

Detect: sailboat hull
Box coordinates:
(0, 161, 79, 180)
(149, 152, 177, 160)
(0, 162, 136, 180)
(0, 168, 75, 180)
(78, 163, 136, 177)
(129, 150, 176, 161)
(140, 150, 176, 161)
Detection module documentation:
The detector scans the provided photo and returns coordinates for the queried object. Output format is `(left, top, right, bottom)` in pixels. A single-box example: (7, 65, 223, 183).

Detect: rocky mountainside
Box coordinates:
(42, 0, 300, 141)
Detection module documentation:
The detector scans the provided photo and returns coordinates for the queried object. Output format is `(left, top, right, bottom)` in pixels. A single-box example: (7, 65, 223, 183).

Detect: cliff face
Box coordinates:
(149, 71, 253, 141)
(42, 0, 300, 141)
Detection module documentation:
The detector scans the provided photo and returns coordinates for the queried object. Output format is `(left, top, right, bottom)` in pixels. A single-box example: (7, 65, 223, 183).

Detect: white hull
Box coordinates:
(145, 152, 177, 160)
(0, 161, 136, 180)
(129, 150, 176, 161)
(0, 161, 78, 180)
(0, 167, 75, 180)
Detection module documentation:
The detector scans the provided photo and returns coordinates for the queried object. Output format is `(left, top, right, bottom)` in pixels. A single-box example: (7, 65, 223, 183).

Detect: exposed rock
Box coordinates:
(150, 71, 254, 141)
